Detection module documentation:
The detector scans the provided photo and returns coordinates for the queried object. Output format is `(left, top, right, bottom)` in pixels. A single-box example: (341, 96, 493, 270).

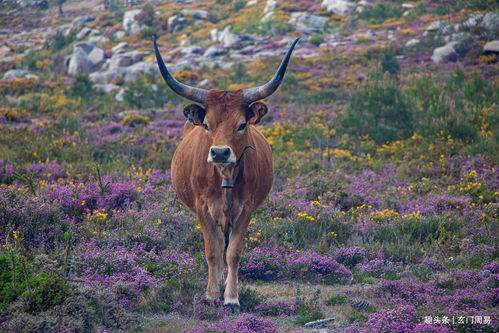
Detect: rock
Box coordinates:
(247, 0, 258, 6)
(401, 3, 415, 9)
(73, 41, 97, 54)
(94, 84, 121, 93)
(425, 20, 448, 33)
(68, 47, 91, 76)
(180, 9, 209, 20)
(481, 269, 491, 278)
(168, 15, 187, 33)
(181, 46, 203, 55)
(87, 47, 105, 67)
(203, 45, 225, 58)
(16, 0, 48, 10)
(103, 51, 149, 70)
(69, 15, 96, 32)
(431, 42, 458, 63)
(77, 27, 92, 39)
(89, 68, 128, 84)
(289, 13, 328, 35)
(444, 32, 477, 45)
(463, 13, 483, 29)
(114, 30, 126, 40)
(88, 35, 109, 45)
(321, 0, 354, 14)
(261, 11, 274, 23)
(481, 12, 499, 34)
(483, 40, 499, 53)
(115, 88, 125, 102)
(264, 0, 277, 13)
(219, 26, 241, 47)
(123, 9, 144, 35)
(304, 318, 335, 328)
(405, 39, 420, 48)
(2, 69, 38, 80)
(112, 42, 128, 54)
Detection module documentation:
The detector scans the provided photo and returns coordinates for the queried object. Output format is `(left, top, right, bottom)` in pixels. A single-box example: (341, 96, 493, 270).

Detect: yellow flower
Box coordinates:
(12, 230, 19, 240)
(157, 219, 162, 225)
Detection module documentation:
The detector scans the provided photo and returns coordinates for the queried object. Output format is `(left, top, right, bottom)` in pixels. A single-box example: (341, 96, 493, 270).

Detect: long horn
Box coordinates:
(153, 37, 207, 104)
(242, 38, 300, 104)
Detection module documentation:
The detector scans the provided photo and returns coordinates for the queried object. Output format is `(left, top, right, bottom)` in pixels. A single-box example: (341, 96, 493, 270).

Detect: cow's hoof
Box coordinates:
(227, 303, 240, 314)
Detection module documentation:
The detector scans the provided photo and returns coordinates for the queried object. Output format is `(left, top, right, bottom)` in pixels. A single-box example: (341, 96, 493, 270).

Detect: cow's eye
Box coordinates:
(203, 123, 209, 131)
(237, 123, 247, 132)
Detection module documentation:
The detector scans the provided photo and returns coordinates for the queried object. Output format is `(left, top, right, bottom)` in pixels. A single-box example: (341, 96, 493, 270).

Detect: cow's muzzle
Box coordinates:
(208, 146, 236, 164)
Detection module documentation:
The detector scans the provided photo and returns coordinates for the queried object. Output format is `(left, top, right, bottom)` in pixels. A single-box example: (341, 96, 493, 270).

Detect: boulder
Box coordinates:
(2, 69, 39, 80)
(114, 30, 126, 40)
(181, 46, 203, 55)
(405, 39, 420, 48)
(68, 47, 91, 76)
(89, 68, 128, 84)
(168, 15, 187, 33)
(69, 15, 96, 32)
(481, 12, 499, 35)
(123, 9, 144, 35)
(247, 0, 258, 6)
(321, 0, 354, 14)
(112, 42, 128, 54)
(103, 51, 149, 71)
(73, 41, 96, 54)
(94, 84, 121, 93)
(483, 40, 499, 53)
(180, 9, 209, 20)
(431, 42, 458, 63)
(203, 45, 225, 58)
(264, 0, 277, 13)
(76, 27, 93, 39)
(87, 47, 105, 67)
(462, 13, 483, 29)
(289, 13, 328, 35)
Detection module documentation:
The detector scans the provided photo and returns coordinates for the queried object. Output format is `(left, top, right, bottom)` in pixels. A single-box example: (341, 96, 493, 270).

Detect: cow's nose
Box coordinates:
(210, 147, 231, 163)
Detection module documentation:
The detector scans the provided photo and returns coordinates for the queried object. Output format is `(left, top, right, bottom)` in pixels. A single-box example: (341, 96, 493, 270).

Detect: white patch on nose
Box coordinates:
(207, 145, 236, 163)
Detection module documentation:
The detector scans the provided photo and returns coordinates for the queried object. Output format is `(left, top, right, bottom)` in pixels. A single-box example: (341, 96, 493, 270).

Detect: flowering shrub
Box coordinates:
(356, 259, 404, 278)
(183, 314, 277, 333)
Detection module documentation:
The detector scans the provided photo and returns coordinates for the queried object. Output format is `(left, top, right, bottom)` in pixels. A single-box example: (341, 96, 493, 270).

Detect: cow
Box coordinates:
(153, 37, 299, 312)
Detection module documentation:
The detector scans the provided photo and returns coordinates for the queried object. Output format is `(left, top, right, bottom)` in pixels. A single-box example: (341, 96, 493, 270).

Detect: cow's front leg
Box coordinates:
(198, 211, 225, 300)
(224, 210, 251, 310)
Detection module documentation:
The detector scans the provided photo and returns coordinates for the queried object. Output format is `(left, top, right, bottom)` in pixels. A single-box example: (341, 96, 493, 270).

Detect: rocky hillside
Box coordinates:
(0, 0, 498, 332)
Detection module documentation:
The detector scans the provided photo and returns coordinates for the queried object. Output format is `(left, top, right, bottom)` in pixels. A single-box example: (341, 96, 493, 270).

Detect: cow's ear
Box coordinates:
(246, 102, 268, 125)
(183, 104, 206, 125)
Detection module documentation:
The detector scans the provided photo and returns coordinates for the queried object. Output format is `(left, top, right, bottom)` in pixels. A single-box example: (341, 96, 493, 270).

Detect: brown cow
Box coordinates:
(154, 37, 299, 311)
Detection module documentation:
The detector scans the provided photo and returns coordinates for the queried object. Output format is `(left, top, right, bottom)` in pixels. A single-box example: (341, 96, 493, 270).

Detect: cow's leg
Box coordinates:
(198, 210, 225, 300)
(224, 209, 251, 310)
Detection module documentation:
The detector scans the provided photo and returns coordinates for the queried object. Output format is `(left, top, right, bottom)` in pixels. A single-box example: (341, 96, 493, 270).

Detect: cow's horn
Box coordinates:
(242, 38, 300, 104)
(153, 37, 207, 104)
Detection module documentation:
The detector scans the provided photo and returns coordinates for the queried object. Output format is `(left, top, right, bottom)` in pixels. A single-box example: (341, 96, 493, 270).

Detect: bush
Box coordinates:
(140, 27, 156, 40)
(137, 3, 155, 26)
(123, 77, 169, 109)
(22, 273, 71, 314)
(339, 76, 414, 144)
(308, 34, 324, 47)
(356, 3, 402, 24)
(67, 75, 94, 100)
(380, 52, 400, 75)
(326, 294, 347, 306)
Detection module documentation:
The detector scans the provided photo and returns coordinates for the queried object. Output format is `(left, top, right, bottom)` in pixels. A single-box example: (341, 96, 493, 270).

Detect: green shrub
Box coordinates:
(380, 52, 400, 75)
(67, 75, 94, 100)
(233, 0, 245, 11)
(140, 27, 157, 40)
(326, 294, 347, 306)
(239, 286, 266, 312)
(137, 3, 155, 26)
(123, 77, 171, 109)
(339, 76, 414, 144)
(308, 34, 324, 47)
(22, 273, 71, 314)
(356, 3, 402, 24)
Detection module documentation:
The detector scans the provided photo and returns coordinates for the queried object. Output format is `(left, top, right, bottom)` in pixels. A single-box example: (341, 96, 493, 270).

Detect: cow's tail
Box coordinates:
(223, 230, 230, 266)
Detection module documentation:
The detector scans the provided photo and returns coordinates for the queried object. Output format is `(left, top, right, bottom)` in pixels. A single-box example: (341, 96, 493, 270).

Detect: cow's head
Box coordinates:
(154, 38, 298, 171)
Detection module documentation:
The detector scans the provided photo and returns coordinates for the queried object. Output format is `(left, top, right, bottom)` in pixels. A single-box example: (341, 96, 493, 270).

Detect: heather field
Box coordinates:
(0, 0, 498, 332)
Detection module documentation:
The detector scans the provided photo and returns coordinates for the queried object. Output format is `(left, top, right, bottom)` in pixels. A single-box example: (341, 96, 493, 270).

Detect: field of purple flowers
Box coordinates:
(0, 0, 498, 332)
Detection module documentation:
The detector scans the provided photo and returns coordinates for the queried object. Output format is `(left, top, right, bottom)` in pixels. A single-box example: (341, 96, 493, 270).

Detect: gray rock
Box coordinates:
(463, 13, 483, 29)
(69, 15, 96, 31)
(481, 12, 499, 34)
(180, 9, 208, 20)
(431, 42, 458, 63)
(88, 35, 109, 45)
(304, 318, 335, 328)
(114, 30, 126, 40)
(103, 51, 148, 70)
(115, 88, 125, 102)
(112, 42, 128, 54)
(483, 40, 499, 53)
(321, 0, 354, 14)
(289, 13, 328, 34)
(68, 47, 91, 76)
(74, 41, 97, 54)
(426, 20, 447, 32)
(481, 269, 491, 278)
(94, 84, 121, 93)
(87, 47, 105, 67)
(181, 46, 203, 55)
(405, 39, 420, 48)
(247, 0, 258, 6)
(77, 27, 93, 40)
(444, 32, 477, 45)
(264, 0, 277, 13)
(203, 45, 225, 58)
(89, 67, 128, 84)
(2, 69, 38, 80)
(123, 9, 144, 35)
(168, 15, 187, 33)
(17, 0, 48, 9)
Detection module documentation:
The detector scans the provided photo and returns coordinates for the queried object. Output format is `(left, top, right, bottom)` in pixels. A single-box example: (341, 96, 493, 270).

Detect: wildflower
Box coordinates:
(12, 230, 19, 240)
(157, 219, 162, 225)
